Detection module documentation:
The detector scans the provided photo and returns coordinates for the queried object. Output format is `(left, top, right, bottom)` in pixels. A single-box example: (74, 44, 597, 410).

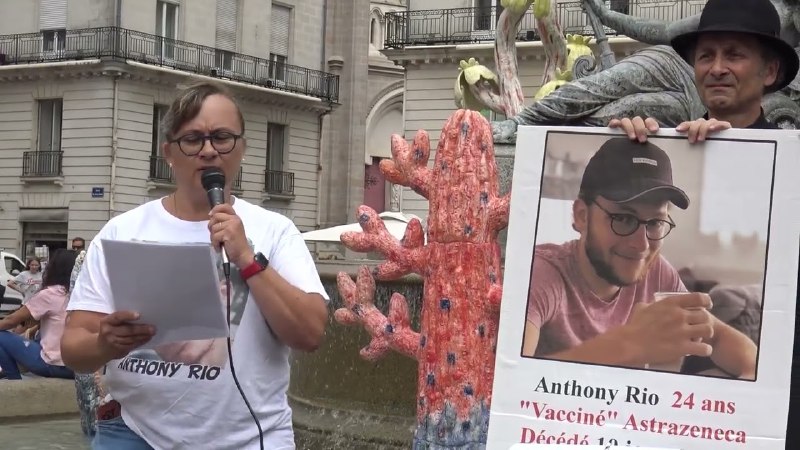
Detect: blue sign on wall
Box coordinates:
(92, 187, 104, 198)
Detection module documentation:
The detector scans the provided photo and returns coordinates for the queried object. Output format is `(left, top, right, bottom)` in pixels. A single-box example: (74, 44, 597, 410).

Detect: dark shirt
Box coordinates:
(701, 111, 776, 129)
(749, 115, 777, 130)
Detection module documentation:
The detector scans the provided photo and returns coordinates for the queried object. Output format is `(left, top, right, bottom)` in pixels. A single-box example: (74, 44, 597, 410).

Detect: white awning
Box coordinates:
(302, 211, 424, 243)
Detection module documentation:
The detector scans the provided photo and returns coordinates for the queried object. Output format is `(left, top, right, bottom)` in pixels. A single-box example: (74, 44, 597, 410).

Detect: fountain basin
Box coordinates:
(290, 261, 422, 449)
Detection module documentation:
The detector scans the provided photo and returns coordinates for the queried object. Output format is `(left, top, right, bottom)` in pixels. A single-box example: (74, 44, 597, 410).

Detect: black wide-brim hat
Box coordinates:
(670, 0, 799, 93)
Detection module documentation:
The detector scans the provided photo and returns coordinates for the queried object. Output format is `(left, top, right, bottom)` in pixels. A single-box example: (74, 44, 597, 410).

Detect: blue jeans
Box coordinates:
(92, 417, 153, 450)
(0, 330, 74, 380)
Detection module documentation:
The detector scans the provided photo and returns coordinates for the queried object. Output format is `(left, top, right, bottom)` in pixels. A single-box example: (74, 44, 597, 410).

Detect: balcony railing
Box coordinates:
(233, 168, 243, 191)
(22, 151, 63, 177)
(264, 170, 294, 196)
(149, 155, 172, 182)
(0, 27, 339, 102)
(384, 1, 706, 48)
(149, 156, 243, 190)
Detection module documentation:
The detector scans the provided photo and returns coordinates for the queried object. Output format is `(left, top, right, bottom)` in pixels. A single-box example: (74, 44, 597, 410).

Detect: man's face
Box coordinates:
(72, 240, 84, 251)
(693, 32, 778, 116)
(575, 196, 670, 287)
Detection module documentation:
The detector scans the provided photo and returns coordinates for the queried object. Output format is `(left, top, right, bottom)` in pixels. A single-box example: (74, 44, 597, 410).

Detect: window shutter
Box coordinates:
(216, 0, 238, 51)
(270, 5, 290, 57)
(40, 0, 67, 30)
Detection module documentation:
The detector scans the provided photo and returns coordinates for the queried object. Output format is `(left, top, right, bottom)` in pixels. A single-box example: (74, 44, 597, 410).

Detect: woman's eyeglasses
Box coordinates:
(169, 131, 242, 156)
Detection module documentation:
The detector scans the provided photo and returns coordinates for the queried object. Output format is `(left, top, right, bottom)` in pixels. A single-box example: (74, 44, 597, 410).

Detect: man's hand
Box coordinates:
(675, 118, 731, 143)
(608, 117, 660, 142)
(624, 293, 714, 365)
(609, 116, 731, 145)
(96, 311, 155, 360)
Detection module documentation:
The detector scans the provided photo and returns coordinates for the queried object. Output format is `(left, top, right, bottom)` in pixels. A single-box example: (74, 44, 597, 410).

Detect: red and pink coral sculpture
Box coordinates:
(335, 109, 510, 448)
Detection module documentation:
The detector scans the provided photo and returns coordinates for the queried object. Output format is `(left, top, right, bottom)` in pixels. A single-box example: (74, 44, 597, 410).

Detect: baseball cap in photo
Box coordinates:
(579, 137, 690, 210)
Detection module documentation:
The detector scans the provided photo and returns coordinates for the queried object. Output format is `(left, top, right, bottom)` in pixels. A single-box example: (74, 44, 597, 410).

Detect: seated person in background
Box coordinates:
(521, 137, 757, 379)
(0, 249, 78, 380)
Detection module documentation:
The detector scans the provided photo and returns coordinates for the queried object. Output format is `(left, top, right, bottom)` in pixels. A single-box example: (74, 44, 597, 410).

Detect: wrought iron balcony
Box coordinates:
(0, 27, 339, 102)
(149, 156, 243, 190)
(264, 170, 294, 197)
(233, 168, 243, 191)
(22, 151, 63, 177)
(384, 1, 706, 48)
(149, 155, 172, 183)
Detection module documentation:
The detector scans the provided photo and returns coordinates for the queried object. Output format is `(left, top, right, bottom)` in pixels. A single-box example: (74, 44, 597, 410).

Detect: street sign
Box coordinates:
(92, 187, 104, 198)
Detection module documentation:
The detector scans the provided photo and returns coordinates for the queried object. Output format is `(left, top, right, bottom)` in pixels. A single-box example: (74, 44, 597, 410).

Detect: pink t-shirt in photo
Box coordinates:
(25, 285, 69, 366)
(526, 240, 686, 357)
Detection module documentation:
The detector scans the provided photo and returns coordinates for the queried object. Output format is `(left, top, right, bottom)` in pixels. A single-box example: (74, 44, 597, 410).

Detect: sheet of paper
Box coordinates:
(102, 239, 229, 348)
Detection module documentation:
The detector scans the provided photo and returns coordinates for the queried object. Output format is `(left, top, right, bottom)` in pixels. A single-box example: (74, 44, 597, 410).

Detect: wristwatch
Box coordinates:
(240, 252, 269, 281)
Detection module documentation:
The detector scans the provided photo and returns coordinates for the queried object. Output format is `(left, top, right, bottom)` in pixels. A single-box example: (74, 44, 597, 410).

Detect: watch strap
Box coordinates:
(240, 253, 267, 281)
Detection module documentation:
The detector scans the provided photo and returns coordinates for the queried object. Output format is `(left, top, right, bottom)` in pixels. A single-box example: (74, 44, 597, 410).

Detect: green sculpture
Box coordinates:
(453, 0, 600, 113)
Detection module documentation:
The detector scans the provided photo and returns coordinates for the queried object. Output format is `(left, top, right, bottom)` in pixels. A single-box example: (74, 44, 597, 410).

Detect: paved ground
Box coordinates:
(0, 418, 88, 450)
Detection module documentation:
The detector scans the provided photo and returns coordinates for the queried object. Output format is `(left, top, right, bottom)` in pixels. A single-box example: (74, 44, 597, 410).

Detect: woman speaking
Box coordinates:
(61, 82, 329, 450)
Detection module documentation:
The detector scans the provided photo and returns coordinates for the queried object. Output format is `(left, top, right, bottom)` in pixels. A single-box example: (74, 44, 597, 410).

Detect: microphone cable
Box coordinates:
(223, 261, 265, 450)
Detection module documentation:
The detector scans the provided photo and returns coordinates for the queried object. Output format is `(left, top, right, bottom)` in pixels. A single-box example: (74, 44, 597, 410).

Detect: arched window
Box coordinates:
(370, 17, 380, 48)
(365, 87, 403, 212)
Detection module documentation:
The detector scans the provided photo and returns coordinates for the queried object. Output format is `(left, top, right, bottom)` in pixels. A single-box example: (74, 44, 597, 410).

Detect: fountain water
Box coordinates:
(290, 269, 422, 448)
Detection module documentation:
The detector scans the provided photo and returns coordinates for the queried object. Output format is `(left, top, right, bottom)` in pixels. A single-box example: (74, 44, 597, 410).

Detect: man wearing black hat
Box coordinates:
(522, 138, 757, 378)
(610, 0, 799, 142)
(607, 1, 800, 446)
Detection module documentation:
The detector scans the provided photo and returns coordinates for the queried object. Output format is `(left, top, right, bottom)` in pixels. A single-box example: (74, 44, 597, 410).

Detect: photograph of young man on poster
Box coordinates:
(521, 134, 764, 380)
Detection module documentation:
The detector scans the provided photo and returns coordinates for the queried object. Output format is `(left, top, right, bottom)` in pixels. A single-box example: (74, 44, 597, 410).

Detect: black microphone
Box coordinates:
(201, 167, 230, 276)
(202, 170, 263, 449)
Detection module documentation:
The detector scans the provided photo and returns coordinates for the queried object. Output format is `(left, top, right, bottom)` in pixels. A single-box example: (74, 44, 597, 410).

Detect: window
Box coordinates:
(4, 256, 24, 275)
(215, 50, 234, 71)
(480, 109, 506, 122)
(474, 0, 493, 30)
(270, 4, 290, 81)
(38, 99, 62, 153)
(610, 0, 630, 15)
(266, 123, 286, 172)
(156, 0, 179, 58)
(40, 0, 67, 31)
(151, 104, 168, 157)
(369, 13, 385, 50)
(216, 0, 239, 52)
(269, 53, 286, 82)
(364, 157, 386, 213)
(42, 29, 66, 53)
(150, 104, 171, 181)
(265, 123, 292, 195)
(370, 18, 379, 47)
(472, 0, 504, 31)
(699, 146, 772, 243)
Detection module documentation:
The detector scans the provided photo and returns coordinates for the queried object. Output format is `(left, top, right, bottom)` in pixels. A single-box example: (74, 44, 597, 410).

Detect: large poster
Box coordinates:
(487, 126, 800, 449)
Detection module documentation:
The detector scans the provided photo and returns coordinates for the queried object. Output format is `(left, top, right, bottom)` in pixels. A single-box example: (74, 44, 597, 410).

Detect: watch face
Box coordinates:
(254, 252, 269, 268)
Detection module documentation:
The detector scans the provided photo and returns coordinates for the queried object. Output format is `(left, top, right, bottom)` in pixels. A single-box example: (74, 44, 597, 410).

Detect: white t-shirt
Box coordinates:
(14, 270, 42, 303)
(67, 197, 329, 450)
